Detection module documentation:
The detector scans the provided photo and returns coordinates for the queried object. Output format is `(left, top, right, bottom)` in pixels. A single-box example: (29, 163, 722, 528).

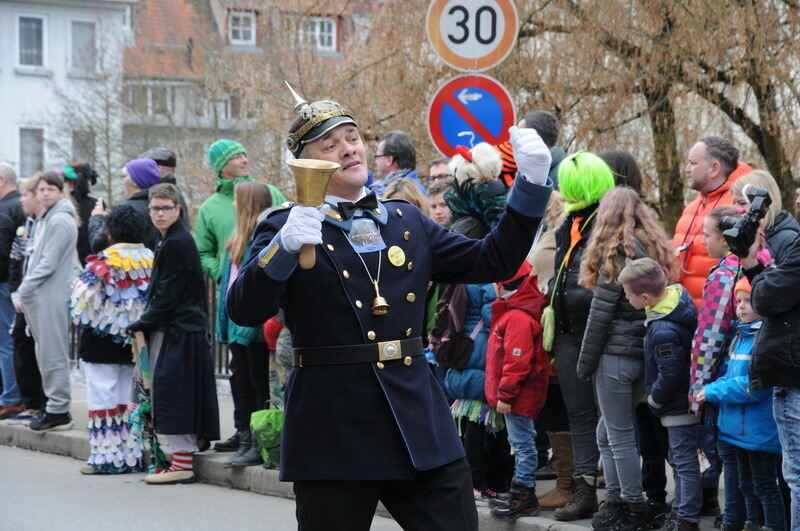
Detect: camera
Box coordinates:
(719, 185, 771, 257)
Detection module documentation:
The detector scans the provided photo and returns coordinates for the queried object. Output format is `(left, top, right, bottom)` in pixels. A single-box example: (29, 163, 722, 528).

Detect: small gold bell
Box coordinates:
(371, 281, 390, 316)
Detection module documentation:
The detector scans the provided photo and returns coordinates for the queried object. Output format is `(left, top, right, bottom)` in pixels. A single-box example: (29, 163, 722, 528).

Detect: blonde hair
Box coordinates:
(730, 170, 782, 229)
(448, 143, 502, 185)
(20, 177, 38, 194)
(579, 187, 676, 289)
(383, 178, 431, 216)
(226, 181, 273, 265)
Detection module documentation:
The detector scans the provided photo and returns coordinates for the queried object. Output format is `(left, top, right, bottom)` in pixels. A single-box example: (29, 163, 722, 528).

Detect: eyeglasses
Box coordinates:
(374, 154, 389, 159)
(430, 173, 453, 180)
(149, 205, 176, 213)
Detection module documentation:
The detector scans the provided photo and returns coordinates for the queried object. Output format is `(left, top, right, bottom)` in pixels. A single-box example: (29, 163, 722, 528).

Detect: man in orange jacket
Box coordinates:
(673, 136, 751, 310)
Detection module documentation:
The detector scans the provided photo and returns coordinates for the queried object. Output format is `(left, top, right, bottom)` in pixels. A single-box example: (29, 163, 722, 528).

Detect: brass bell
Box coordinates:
(371, 281, 390, 315)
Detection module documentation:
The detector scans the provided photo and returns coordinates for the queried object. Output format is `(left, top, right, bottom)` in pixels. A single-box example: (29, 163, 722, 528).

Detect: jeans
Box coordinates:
(773, 387, 800, 528)
(717, 439, 746, 528)
(554, 333, 599, 476)
(736, 446, 787, 530)
(504, 413, 538, 488)
(634, 401, 669, 502)
(0, 283, 20, 405)
(594, 355, 645, 503)
(666, 423, 702, 523)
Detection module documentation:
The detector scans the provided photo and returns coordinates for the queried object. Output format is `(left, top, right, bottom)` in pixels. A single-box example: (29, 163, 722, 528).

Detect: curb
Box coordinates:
(0, 422, 587, 530)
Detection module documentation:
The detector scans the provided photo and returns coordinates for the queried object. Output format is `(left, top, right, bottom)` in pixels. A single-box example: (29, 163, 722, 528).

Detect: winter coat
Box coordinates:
(643, 285, 699, 425)
(576, 240, 647, 381)
(138, 220, 207, 333)
(194, 176, 285, 281)
(765, 210, 800, 266)
(703, 320, 781, 454)
(745, 237, 800, 390)
(527, 223, 557, 292)
(484, 275, 548, 418)
(0, 190, 25, 283)
(551, 204, 598, 339)
(216, 243, 264, 345)
(370, 168, 426, 197)
(88, 190, 157, 253)
(15, 198, 79, 305)
(8, 217, 34, 293)
(688, 254, 741, 414)
(73, 194, 98, 265)
(443, 283, 496, 401)
(673, 161, 751, 309)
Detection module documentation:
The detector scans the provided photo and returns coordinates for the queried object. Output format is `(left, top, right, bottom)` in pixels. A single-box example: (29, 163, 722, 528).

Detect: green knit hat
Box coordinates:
(557, 151, 615, 213)
(208, 139, 246, 176)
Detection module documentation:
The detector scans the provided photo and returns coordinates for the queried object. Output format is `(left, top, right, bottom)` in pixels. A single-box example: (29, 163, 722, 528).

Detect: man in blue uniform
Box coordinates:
(227, 89, 552, 530)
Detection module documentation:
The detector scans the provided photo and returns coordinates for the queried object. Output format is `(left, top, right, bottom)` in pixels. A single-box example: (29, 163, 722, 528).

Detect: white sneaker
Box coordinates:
(6, 409, 40, 425)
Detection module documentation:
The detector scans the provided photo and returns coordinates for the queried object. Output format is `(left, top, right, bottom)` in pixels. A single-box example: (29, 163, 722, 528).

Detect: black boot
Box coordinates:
(616, 500, 653, 531)
(490, 481, 539, 521)
(700, 488, 721, 517)
(554, 476, 598, 521)
(590, 491, 624, 530)
(229, 431, 264, 467)
(224, 431, 252, 467)
(214, 430, 241, 452)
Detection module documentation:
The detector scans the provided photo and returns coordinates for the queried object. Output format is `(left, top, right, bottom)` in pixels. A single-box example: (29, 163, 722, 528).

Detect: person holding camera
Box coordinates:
(740, 226, 800, 528)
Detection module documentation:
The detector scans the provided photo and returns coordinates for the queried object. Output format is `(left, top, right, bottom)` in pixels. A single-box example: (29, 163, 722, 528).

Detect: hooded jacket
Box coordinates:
(0, 190, 25, 283)
(703, 320, 780, 454)
(194, 176, 285, 281)
(765, 210, 800, 265)
(484, 275, 548, 418)
(673, 161, 751, 309)
(644, 285, 699, 425)
(576, 239, 647, 380)
(15, 198, 79, 303)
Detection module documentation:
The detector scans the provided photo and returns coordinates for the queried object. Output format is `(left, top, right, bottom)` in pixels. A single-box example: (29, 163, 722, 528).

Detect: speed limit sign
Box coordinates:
(426, 0, 518, 72)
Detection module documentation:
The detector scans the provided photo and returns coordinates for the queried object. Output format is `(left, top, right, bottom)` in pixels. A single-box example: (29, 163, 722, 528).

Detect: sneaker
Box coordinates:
(6, 409, 40, 425)
(29, 412, 73, 432)
(144, 469, 195, 485)
(590, 491, 624, 530)
(0, 403, 24, 419)
(490, 481, 540, 520)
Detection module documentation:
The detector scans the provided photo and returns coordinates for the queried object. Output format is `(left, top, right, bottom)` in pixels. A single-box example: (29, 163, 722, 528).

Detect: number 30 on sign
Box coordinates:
(426, 0, 519, 72)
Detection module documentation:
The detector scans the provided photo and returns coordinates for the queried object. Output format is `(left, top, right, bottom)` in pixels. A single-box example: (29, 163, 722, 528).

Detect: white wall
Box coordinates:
(0, 0, 132, 179)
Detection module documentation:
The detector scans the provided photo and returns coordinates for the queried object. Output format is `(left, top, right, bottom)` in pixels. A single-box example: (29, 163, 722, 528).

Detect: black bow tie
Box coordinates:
(337, 193, 379, 220)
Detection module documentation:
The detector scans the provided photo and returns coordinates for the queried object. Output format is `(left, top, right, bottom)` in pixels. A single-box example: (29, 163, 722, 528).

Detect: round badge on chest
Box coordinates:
(387, 245, 406, 267)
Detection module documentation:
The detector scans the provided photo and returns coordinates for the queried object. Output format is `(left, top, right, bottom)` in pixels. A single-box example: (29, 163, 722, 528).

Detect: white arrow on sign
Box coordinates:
(457, 88, 482, 105)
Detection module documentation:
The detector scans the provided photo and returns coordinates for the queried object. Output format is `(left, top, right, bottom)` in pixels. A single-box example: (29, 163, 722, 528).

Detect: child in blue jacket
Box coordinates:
(698, 277, 786, 531)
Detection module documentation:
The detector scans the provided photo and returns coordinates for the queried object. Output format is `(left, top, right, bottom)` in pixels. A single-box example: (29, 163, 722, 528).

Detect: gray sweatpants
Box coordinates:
(23, 298, 71, 414)
(594, 354, 645, 503)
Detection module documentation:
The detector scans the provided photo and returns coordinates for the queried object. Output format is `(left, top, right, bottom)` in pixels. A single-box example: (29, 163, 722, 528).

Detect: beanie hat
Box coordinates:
(208, 139, 246, 176)
(499, 261, 532, 292)
(142, 147, 177, 168)
(557, 151, 615, 213)
(449, 142, 502, 186)
(734, 276, 751, 296)
(125, 158, 161, 190)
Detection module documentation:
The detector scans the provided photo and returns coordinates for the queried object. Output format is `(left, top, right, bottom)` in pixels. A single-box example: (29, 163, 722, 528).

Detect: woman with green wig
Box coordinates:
(545, 152, 615, 521)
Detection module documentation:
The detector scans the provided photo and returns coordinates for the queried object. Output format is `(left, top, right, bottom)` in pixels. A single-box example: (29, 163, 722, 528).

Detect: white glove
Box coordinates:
(509, 126, 552, 185)
(280, 205, 326, 253)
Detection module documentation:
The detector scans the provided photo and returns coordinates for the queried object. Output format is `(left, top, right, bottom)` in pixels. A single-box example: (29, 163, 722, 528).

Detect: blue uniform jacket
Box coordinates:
(227, 177, 551, 481)
(703, 320, 780, 454)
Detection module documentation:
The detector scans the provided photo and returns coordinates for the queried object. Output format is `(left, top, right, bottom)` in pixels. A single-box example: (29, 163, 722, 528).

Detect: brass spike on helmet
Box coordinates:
(285, 80, 309, 113)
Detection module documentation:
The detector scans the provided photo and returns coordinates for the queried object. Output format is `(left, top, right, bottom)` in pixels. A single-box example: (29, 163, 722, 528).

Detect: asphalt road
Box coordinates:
(0, 445, 402, 531)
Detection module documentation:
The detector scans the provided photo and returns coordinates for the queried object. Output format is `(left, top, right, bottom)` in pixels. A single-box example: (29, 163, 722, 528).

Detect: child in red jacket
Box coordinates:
(486, 262, 549, 520)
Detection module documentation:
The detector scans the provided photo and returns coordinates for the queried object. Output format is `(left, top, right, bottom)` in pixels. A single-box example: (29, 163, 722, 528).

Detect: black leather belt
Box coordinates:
(293, 337, 423, 367)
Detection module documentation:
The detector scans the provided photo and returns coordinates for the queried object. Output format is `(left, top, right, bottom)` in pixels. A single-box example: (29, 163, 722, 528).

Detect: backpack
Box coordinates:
(250, 408, 284, 469)
(427, 283, 483, 370)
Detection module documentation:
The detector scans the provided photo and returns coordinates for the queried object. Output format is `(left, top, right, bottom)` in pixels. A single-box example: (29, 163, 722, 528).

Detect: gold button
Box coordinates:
(355, 300, 363, 309)
(406, 328, 412, 337)
(374, 208, 381, 216)
(343, 270, 350, 279)
(406, 293, 416, 302)
(407, 261, 413, 271)
(326, 244, 334, 251)
(403, 231, 411, 240)
(404, 356, 412, 366)
(377, 362, 385, 370)
(367, 330, 376, 340)
(396, 208, 403, 217)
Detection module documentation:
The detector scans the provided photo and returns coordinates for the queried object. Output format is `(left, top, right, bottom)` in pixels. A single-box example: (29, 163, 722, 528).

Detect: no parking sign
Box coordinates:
(427, 74, 515, 157)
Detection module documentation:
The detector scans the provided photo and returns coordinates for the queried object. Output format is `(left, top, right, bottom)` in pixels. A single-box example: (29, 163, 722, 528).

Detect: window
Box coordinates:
(72, 130, 95, 162)
(19, 128, 44, 179)
(299, 16, 337, 52)
(151, 86, 170, 115)
(18, 15, 45, 66)
(229, 10, 256, 46)
(71, 21, 96, 73)
(125, 85, 173, 116)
